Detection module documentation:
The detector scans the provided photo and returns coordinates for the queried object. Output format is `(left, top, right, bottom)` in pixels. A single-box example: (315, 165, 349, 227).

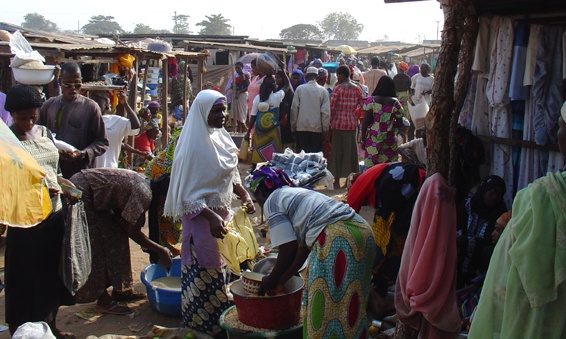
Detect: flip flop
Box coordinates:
(96, 302, 134, 315)
(112, 290, 146, 302)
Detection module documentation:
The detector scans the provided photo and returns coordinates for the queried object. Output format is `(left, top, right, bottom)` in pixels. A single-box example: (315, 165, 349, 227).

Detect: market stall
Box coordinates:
(0, 29, 206, 147)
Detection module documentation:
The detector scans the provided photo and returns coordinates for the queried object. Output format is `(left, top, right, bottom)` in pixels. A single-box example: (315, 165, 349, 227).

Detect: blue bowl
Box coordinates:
(322, 62, 339, 73)
(140, 257, 182, 317)
(146, 83, 158, 90)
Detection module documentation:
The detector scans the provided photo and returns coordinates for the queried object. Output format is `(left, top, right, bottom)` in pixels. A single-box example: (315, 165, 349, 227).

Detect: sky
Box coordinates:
(2, 1, 444, 43)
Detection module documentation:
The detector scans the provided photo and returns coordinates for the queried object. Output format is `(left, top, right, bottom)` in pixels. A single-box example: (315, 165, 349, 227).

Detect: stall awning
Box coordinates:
(180, 40, 292, 54)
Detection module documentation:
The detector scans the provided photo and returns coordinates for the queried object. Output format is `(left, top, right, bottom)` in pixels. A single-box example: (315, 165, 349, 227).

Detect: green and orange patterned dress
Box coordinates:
(264, 186, 375, 338)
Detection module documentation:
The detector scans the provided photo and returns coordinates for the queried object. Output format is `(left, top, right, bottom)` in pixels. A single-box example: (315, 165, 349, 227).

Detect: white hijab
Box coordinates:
(164, 90, 239, 220)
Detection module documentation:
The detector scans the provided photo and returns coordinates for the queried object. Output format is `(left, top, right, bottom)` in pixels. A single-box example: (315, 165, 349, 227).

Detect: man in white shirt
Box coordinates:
(91, 90, 141, 168)
(291, 67, 330, 153)
(363, 57, 388, 96)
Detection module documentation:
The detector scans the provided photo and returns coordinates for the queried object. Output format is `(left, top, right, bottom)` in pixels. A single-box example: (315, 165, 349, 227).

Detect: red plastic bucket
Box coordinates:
(230, 276, 304, 330)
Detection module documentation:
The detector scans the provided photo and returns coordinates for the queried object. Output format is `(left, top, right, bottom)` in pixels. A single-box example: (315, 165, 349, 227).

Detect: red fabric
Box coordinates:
(394, 173, 461, 338)
(346, 163, 389, 212)
(330, 85, 364, 130)
(134, 132, 154, 152)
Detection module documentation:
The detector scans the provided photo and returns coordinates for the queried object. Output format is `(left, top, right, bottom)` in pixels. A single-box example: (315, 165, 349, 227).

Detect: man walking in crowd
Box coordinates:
(394, 61, 414, 141)
(291, 66, 330, 153)
(90, 90, 141, 168)
(363, 57, 388, 97)
(409, 62, 434, 138)
(39, 61, 108, 178)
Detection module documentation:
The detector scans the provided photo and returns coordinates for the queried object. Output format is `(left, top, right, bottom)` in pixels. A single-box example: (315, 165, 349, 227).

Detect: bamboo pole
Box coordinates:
(477, 135, 560, 152)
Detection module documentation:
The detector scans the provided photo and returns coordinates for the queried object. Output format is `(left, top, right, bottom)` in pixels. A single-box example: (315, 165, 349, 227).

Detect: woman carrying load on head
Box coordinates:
(4, 85, 77, 339)
(250, 166, 376, 338)
(164, 90, 255, 338)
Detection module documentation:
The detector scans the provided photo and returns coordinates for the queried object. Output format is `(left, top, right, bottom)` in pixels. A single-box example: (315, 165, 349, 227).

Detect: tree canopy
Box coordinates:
(196, 14, 231, 35)
(318, 12, 364, 40)
(279, 24, 322, 40)
(21, 13, 59, 32)
(132, 24, 170, 35)
(81, 15, 124, 35)
(172, 14, 190, 34)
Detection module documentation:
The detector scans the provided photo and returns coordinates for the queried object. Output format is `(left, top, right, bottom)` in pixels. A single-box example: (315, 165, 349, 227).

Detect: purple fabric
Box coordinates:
(407, 65, 420, 78)
(213, 97, 227, 106)
(181, 208, 231, 269)
(0, 92, 12, 126)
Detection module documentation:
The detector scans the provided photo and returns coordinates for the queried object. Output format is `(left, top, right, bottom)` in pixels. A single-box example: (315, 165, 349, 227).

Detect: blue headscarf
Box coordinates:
(291, 69, 306, 91)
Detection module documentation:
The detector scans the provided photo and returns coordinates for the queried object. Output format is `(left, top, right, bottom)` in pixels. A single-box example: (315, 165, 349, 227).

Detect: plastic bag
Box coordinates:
(238, 139, 249, 162)
(407, 100, 429, 130)
(9, 31, 45, 68)
(217, 207, 259, 274)
(256, 52, 281, 76)
(60, 201, 92, 295)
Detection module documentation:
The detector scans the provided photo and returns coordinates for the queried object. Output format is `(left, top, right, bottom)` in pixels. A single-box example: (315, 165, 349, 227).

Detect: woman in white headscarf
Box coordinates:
(164, 89, 255, 337)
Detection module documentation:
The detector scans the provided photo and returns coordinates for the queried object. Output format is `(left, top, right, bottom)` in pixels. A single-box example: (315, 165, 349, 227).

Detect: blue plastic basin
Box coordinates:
(140, 257, 182, 317)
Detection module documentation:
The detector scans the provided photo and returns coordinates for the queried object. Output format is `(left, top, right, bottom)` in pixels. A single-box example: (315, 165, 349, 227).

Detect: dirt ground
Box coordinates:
(0, 165, 373, 339)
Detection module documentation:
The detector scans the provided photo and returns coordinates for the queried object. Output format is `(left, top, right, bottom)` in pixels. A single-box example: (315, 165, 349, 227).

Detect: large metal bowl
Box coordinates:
(253, 255, 309, 277)
(11, 65, 56, 85)
(230, 276, 304, 330)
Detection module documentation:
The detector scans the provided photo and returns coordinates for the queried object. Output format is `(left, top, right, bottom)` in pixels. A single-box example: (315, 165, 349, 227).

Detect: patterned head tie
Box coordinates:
(247, 165, 294, 193)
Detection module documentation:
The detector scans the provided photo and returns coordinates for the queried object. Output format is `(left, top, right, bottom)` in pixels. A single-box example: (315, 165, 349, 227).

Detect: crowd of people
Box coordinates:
(230, 54, 433, 190)
(1, 52, 565, 339)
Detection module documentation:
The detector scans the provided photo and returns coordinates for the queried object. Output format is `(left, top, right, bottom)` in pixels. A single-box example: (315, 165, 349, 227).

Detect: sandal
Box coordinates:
(112, 290, 146, 302)
(55, 331, 76, 339)
(96, 302, 134, 315)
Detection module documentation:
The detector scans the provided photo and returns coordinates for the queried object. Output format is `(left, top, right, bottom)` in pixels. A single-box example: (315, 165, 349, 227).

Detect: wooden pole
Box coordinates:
(128, 55, 138, 110)
(197, 58, 204, 97)
(141, 58, 150, 107)
(182, 57, 189, 124)
(161, 57, 169, 146)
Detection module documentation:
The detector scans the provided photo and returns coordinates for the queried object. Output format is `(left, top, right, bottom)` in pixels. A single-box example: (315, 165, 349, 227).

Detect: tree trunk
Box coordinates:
(449, 2, 479, 185)
(426, 0, 477, 182)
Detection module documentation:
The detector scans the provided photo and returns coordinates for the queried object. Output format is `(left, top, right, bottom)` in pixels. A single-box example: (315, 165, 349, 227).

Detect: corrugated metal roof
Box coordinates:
(403, 46, 440, 58)
(0, 41, 206, 60)
(180, 40, 292, 54)
(357, 44, 440, 56)
(0, 22, 100, 45)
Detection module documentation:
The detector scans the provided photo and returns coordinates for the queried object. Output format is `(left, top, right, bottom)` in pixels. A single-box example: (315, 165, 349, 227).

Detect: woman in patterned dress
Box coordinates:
(164, 90, 255, 337)
(5, 85, 77, 338)
(360, 76, 405, 168)
(70, 168, 173, 314)
(249, 166, 376, 338)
